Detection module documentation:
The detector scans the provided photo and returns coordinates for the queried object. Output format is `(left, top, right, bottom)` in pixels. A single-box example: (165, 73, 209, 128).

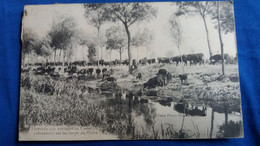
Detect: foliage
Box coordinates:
(22, 28, 38, 55)
(218, 120, 242, 138)
(176, 1, 214, 17)
(131, 28, 153, 47)
(47, 17, 78, 54)
(105, 25, 126, 60)
(209, 1, 235, 34)
(22, 28, 51, 61)
(87, 42, 97, 62)
(83, 4, 109, 30)
(105, 25, 126, 52)
(169, 16, 182, 49)
(100, 3, 157, 72)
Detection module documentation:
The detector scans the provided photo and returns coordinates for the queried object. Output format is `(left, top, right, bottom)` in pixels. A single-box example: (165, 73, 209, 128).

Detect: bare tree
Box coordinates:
(169, 16, 184, 74)
(131, 28, 153, 60)
(87, 42, 97, 62)
(84, 4, 109, 67)
(105, 25, 126, 61)
(176, 1, 214, 58)
(102, 3, 157, 73)
(21, 28, 39, 65)
(209, 1, 235, 75)
(47, 17, 77, 65)
(33, 39, 51, 63)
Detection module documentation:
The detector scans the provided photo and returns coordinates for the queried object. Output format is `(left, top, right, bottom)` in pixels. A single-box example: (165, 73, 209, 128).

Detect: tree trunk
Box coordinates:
(63, 50, 66, 67)
(109, 49, 112, 67)
(37, 55, 39, 63)
(224, 107, 228, 137)
(97, 27, 100, 68)
(146, 44, 149, 59)
(124, 22, 132, 73)
(54, 49, 57, 64)
(119, 48, 122, 61)
(178, 46, 185, 74)
(59, 49, 62, 62)
(217, 2, 225, 75)
(201, 15, 213, 58)
(75, 46, 77, 62)
(210, 109, 214, 138)
(22, 54, 26, 67)
(137, 47, 139, 60)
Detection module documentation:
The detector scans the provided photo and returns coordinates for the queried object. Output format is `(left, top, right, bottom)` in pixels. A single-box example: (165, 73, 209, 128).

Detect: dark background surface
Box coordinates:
(0, 0, 259, 145)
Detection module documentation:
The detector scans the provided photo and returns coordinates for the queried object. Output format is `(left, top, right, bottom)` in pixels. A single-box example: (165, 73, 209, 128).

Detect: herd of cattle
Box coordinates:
(27, 53, 236, 68)
(21, 53, 237, 82)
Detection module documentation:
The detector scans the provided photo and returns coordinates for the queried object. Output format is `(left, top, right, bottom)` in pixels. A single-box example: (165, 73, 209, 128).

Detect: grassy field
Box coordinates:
(19, 63, 242, 139)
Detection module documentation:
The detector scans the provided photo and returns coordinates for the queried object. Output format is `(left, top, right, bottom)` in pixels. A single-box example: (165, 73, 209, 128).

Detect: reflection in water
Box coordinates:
(174, 100, 207, 116)
(210, 109, 214, 138)
(99, 90, 242, 139)
(101, 91, 157, 139)
(217, 120, 243, 138)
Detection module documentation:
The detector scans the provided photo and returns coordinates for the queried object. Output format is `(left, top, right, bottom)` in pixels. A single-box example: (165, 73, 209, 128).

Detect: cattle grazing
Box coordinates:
(34, 66, 45, 75)
(66, 65, 77, 75)
(209, 54, 230, 65)
(170, 53, 204, 66)
(148, 59, 152, 64)
(158, 57, 170, 64)
(157, 69, 167, 85)
(140, 98, 148, 104)
(106, 77, 117, 82)
(102, 68, 107, 73)
(136, 73, 142, 80)
(77, 69, 87, 76)
(45, 66, 55, 75)
(130, 60, 138, 74)
(166, 72, 172, 84)
(122, 59, 129, 66)
(144, 75, 164, 89)
(190, 53, 204, 65)
(147, 58, 156, 64)
(50, 68, 61, 78)
(96, 69, 101, 76)
(102, 69, 113, 81)
(157, 69, 167, 76)
(182, 55, 188, 66)
(158, 98, 172, 107)
(179, 74, 188, 84)
(151, 58, 156, 64)
(87, 68, 94, 76)
(139, 58, 148, 66)
(171, 56, 181, 66)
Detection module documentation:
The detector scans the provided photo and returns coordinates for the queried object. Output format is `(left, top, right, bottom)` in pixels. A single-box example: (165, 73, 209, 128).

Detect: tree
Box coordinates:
(105, 25, 126, 61)
(210, 1, 235, 75)
(169, 16, 184, 74)
(176, 1, 214, 58)
(21, 28, 38, 65)
(87, 42, 97, 62)
(33, 39, 51, 63)
(102, 3, 157, 73)
(131, 29, 153, 60)
(84, 4, 109, 67)
(47, 17, 77, 65)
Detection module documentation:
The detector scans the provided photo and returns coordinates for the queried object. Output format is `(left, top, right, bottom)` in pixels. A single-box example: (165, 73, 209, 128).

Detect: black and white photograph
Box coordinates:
(19, 1, 243, 141)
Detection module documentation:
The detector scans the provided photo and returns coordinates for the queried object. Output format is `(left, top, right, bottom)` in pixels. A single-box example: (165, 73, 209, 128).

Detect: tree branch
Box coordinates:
(114, 12, 125, 23)
(128, 17, 138, 27)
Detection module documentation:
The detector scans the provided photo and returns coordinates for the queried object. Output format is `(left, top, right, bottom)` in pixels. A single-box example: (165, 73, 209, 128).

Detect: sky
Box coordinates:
(22, 2, 237, 62)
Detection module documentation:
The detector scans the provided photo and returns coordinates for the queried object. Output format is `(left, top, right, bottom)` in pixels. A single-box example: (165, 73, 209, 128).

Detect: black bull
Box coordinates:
(170, 53, 204, 66)
(209, 54, 230, 64)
